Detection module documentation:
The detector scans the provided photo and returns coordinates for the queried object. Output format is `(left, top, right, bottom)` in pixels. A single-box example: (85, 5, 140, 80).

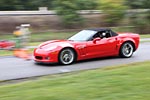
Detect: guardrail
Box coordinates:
(0, 9, 149, 16)
(0, 11, 56, 16)
(0, 10, 102, 16)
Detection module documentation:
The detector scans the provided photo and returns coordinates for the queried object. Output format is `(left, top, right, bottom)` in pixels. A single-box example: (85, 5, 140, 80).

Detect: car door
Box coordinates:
(86, 36, 118, 59)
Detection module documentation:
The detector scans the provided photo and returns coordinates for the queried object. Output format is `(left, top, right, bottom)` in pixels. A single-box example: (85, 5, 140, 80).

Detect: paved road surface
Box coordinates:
(0, 43, 150, 81)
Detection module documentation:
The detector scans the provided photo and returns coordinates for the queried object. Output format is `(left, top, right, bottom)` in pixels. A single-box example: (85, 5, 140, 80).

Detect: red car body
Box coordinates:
(0, 40, 15, 49)
(34, 28, 139, 65)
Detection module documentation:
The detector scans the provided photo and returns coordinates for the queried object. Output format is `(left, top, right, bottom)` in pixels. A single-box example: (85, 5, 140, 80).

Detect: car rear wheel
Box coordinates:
(59, 48, 75, 65)
(120, 42, 134, 58)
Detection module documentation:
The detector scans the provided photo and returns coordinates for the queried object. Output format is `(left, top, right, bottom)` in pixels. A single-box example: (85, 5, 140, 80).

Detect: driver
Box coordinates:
(101, 32, 106, 38)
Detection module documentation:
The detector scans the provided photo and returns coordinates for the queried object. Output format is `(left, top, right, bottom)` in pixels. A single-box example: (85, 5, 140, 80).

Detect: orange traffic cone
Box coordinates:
(13, 49, 31, 60)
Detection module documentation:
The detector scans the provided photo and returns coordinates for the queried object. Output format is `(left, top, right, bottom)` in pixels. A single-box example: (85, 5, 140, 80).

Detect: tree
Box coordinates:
(125, 0, 150, 34)
(54, 0, 98, 28)
(98, 0, 127, 26)
(126, 0, 150, 9)
(129, 10, 150, 34)
(0, 0, 55, 10)
(0, 0, 18, 10)
(76, 0, 98, 10)
(54, 0, 83, 28)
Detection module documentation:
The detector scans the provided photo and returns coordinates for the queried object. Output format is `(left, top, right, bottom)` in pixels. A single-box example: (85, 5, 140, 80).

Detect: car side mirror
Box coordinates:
(93, 37, 101, 44)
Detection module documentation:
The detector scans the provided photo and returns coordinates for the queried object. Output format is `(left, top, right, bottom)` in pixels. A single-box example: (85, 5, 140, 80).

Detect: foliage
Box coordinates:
(98, 0, 127, 26)
(0, 0, 97, 11)
(53, 0, 83, 28)
(0, 0, 54, 10)
(125, 0, 150, 9)
(129, 11, 150, 34)
(54, 0, 97, 28)
(125, 0, 150, 34)
(76, 0, 98, 10)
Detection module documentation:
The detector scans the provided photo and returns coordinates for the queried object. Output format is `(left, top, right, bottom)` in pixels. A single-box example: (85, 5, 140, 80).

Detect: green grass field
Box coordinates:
(0, 50, 13, 56)
(0, 32, 76, 42)
(140, 34, 150, 38)
(0, 61, 150, 100)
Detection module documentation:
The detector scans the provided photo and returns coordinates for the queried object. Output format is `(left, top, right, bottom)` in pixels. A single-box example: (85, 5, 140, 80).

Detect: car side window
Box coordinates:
(89, 30, 113, 41)
(93, 31, 112, 39)
(93, 32, 101, 39)
(105, 31, 112, 38)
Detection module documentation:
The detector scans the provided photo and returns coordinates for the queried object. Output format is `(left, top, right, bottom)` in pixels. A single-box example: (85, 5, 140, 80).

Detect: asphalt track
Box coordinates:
(0, 42, 150, 81)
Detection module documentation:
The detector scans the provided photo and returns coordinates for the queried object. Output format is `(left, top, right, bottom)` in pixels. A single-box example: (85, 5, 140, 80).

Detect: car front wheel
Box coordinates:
(120, 42, 134, 58)
(59, 48, 75, 65)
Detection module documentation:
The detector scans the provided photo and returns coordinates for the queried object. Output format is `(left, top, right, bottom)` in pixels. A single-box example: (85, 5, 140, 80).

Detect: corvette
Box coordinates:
(34, 28, 139, 65)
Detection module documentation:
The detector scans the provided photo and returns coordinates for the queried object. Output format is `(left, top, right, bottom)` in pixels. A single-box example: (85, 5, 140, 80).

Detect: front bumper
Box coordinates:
(34, 48, 59, 63)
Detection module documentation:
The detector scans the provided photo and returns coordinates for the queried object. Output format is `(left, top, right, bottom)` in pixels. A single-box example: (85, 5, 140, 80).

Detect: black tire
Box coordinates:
(119, 42, 134, 58)
(59, 48, 75, 65)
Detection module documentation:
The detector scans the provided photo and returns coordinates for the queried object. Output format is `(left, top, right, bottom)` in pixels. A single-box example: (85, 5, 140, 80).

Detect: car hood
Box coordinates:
(38, 40, 74, 49)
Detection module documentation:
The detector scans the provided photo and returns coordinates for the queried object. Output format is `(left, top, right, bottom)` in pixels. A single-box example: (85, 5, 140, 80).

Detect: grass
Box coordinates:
(140, 34, 150, 38)
(0, 32, 76, 42)
(0, 48, 35, 56)
(30, 32, 76, 42)
(0, 61, 150, 100)
(140, 40, 150, 43)
(29, 42, 42, 46)
(0, 50, 13, 56)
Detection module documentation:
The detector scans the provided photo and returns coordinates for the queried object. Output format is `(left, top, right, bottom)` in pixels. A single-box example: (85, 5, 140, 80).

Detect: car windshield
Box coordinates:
(68, 30, 97, 41)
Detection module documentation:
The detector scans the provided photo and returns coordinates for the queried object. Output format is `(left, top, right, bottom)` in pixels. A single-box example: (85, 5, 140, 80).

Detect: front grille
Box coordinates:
(35, 56, 43, 60)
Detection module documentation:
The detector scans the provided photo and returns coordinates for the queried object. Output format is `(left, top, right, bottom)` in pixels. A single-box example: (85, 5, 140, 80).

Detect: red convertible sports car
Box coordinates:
(34, 28, 139, 65)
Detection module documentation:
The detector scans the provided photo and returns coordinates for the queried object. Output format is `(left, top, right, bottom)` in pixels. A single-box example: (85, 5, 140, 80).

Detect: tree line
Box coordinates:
(0, 0, 97, 11)
(0, 0, 149, 33)
(0, 0, 54, 10)
(0, 0, 149, 11)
